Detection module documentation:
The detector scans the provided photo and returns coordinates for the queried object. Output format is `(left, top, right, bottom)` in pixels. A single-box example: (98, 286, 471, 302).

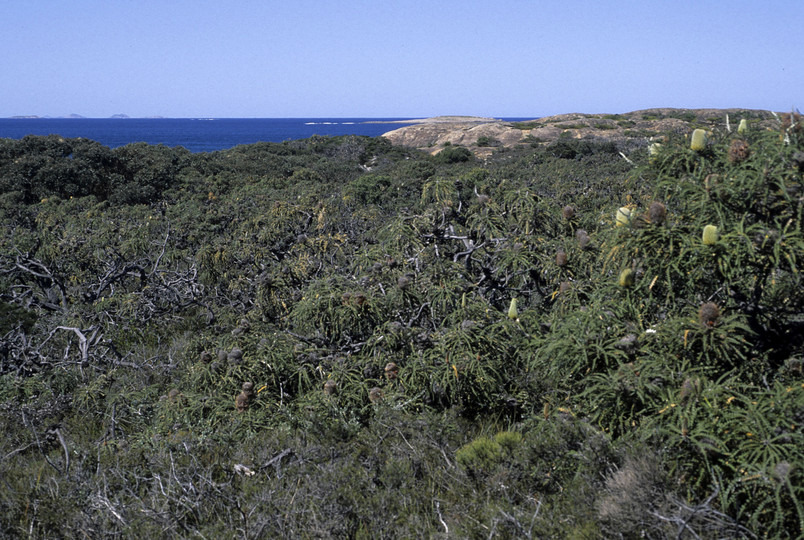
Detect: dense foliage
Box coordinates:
(1, 115, 802, 538)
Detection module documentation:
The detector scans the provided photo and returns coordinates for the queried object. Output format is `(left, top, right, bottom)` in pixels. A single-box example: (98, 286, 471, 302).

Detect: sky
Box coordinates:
(1, 1, 802, 118)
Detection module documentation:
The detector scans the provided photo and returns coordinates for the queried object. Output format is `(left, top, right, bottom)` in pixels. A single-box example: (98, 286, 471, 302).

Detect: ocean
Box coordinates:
(0, 117, 423, 153)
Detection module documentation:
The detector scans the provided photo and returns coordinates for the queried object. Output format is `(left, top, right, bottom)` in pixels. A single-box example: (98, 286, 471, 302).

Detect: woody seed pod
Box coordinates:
(369, 387, 384, 404)
(562, 205, 575, 220)
(648, 201, 667, 225)
(555, 250, 568, 267)
(384, 362, 399, 380)
(698, 302, 720, 327)
(323, 379, 337, 395)
(728, 139, 750, 163)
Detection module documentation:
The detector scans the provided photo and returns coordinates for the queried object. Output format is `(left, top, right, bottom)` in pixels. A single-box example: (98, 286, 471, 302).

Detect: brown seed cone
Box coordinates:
(679, 377, 700, 403)
(648, 201, 667, 225)
(698, 302, 720, 327)
(369, 387, 384, 404)
(576, 229, 592, 250)
(235, 392, 250, 412)
(323, 379, 337, 395)
(562, 205, 575, 220)
(555, 251, 568, 267)
(728, 139, 751, 163)
(384, 362, 399, 380)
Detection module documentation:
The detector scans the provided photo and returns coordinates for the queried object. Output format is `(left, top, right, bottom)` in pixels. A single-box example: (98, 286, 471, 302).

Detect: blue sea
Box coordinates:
(0, 117, 436, 153)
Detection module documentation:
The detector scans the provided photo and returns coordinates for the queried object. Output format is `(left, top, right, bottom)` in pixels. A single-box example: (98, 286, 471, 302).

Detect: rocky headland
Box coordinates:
(382, 108, 780, 157)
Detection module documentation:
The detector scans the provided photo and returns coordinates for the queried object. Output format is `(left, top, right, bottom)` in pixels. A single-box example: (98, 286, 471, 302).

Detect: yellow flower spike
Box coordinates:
(615, 206, 632, 227)
(690, 129, 707, 151)
(702, 224, 719, 245)
(507, 298, 519, 320)
(618, 268, 635, 288)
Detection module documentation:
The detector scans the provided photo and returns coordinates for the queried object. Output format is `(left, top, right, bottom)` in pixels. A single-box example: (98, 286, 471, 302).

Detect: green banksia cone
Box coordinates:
(615, 206, 632, 227)
(690, 129, 707, 151)
(702, 224, 719, 245)
(698, 302, 720, 327)
(507, 298, 519, 319)
(562, 205, 575, 220)
(728, 139, 750, 163)
(737, 118, 748, 134)
(648, 201, 667, 225)
(618, 268, 635, 288)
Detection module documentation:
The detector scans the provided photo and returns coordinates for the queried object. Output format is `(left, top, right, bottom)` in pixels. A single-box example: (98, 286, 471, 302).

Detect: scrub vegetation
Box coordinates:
(1, 113, 803, 538)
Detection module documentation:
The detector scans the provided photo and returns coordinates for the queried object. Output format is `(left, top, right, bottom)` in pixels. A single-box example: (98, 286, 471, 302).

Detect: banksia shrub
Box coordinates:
(690, 129, 707, 151)
(702, 224, 719, 245)
(648, 201, 667, 225)
(618, 268, 635, 288)
(728, 139, 751, 163)
(698, 302, 720, 327)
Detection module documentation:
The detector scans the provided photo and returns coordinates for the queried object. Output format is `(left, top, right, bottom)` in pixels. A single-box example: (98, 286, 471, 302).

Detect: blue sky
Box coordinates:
(2, 1, 801, 118)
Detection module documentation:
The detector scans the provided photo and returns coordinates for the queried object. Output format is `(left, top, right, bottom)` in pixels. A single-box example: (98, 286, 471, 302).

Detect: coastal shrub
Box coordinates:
(1, 115, 802, 537)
